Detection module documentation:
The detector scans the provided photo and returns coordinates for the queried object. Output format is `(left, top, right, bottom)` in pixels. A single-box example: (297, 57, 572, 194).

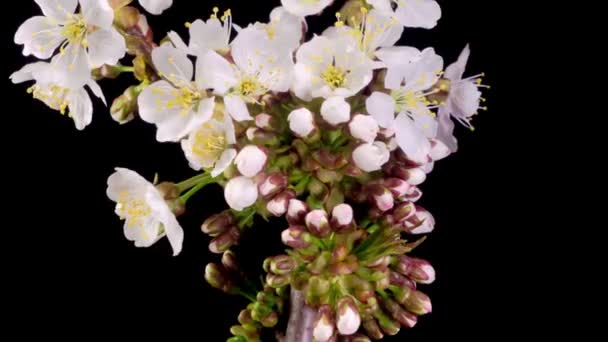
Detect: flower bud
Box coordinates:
(349, 114, 379, 143)
(246, 127, 280, 146)
(238, 309, 254, 326)
(394, 256, 436, 284)
(337, 297, 361, 335)
(260, 311, 279, 328)
(402, 290, 432, 315)
(267, 190, 296, 217)
(204, 263, 233, 293)
(352, 142, 390, 172)
(331, 203, 354, 231)
(313, 305, 335, 342)
(222, 250, 240, 273)
(201, 212, 234, 237)
(305, 209, 331, 237)
(392, 202, 416, 223)
(288, 108, 316, 138)
(281, 225, 310, 249)
(404, 186, 423, 202)
(383, 178, 411, 198)
(373, 310, 401, 336)
(110, 85, 141, 124)
(114, 6, 140, 29)
(269, 255, 296, 275)
(381, 298, 418, 328)
(235, 145, 267, 177)
(259, 172, 289, 198)
(266, 274, 290, 288)
(369, 185, 394, 212)
(225, 176, 259, 211)
(362, 319, 384, 340)
(389, 271, 417, 290)
(209, 227, 240, 254)
(404, 207, 435, 234)
(255, 113, 275, 130)
(287, 199, 309, 225)
(321, 96, 351, 125)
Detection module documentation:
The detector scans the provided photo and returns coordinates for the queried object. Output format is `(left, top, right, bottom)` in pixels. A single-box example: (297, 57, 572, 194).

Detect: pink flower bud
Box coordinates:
(235, 145, 268, 177)
(281, 225, 310, 249)
(337, 297, 361, 335)
(392, 202, 417, 223)
(288, 108, 316, 138)
(255, 113, 274, 129)
(404, 207, 435, 234)
(313, 305, 335, 342)
(259, 172, 288, 198)
(306, 209, 331, 237)
(404, 186, 423, 202)
(287, 199, 309, 225)
(394, 256, 436, 284)
(369, 185, 394, 212)
(383, 177, 411, 198)
(267, 190, 296, 217)
(331, 203, 354, 231)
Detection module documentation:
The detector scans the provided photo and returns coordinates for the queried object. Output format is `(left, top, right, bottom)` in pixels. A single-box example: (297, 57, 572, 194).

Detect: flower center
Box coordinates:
(167, 86, 203, 116)
(117, 192, 152, 228)
(61, 16, 88, 46)
(236, 77, 262, 98)
(321, 64, 347, 89)
(192, 123, 226, 161)
(392, 89, 420, 113)
(28, 84, 70, 115)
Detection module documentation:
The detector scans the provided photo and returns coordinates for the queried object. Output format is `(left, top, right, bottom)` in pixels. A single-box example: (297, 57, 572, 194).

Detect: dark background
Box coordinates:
(2, 0, 536, 340)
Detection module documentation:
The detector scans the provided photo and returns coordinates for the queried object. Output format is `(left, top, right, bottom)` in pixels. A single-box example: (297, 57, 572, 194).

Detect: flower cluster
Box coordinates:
(11, 0, 488, 340)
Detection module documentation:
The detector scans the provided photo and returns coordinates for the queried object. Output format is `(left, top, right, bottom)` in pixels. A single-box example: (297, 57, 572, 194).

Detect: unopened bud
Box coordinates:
(362, 319, 384, 340)
(269, 255, 296, 275)
(266, 274, 290, 288)
(404, 207, 435, 234)
(402, 290, 432, 315)
(259, 172, 288, 198)
(331, 203, 354, 231)
(381, 298, 418, 328)
(404, 186, 423, 202)
(267, 190, 296, 217)
(305, 209, 331, 237)
(337, 297, 361, 335)
(383, 178, 411, 198)
(313, 305, 335, 342)
(281, 225, 311, 249)
(394, 256, 436, 284)
(110, 85, 141, 124)
(369, 185, 394, 212)
(201, 212, 234, 237)
(209, 227, 240, 254)
(392, 202, 417, 223)
(204, 263, 233, 293)
(287, 199, 309, 225)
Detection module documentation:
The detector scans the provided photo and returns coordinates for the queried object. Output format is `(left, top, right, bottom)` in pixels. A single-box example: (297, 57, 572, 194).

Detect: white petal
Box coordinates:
(146, 189, 183, 256)
(224, 95, 252, 122)
(436, 107, 458, 152)
(35, 0, 77, 21)
(445, 44, 470, 81)
(376, 46, 421, 89)
(349, 114, 379, 143)
(86, 80, 106, 105)
(352, 142, 390, 172)
(106, 168, 149, 201)
(9, 62, 50, 84)
(211, 148, 237, 177)
(196, 50, 237, 94)
(50, 44, 91, 89)
(235, 145, 267, 177)
(189, 18, 228, 55)
(139, 0, 173, 15)
(14, 16, 63, 59)
(287, 108, 315, 138)
(80, 0, 114, 29)
(395, 0, 441, 29)
(66, 88, 93, 130)
(86, 28, 126, 68)
(450, 81, 481, 119)
(366, 92, 396, 128)
(394, 113, 431, 165)
(281, 0, 333, 17)
(152, 44, 193, 85)
(224, 176, 258, 211)
(167, 31, 190, 54)
(321, 96, 351, 125)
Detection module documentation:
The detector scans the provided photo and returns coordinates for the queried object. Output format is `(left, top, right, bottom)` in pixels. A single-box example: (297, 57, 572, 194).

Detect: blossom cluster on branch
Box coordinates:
(11, 0, 488, 341)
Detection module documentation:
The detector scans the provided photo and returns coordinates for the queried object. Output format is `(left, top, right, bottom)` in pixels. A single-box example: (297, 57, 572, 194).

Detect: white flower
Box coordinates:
(281, 0, 333, 17)
(293, 35, 374, 101)
(224, 176, 259, 211)
(10, 61, 105, 130)
(366, 47, 443, 164)
(15, 0, 126, 89)
(323, 9, 403, 64)
(349, 114, 379, 143)
(106, 168, 184, 256)
(235, 145, 267, 177)
(138, 43, 216, 142)
(170, 8, 234, 56)
(367, 0, 441, 29)
(247, 7, 304, 54)
(139, 0, 173, 15)
(352, 142, 390, 172)
(287, 108, 316, 138)
(198, 25, 294, 121)
(321, 96, 351, 125)
(436, 45, 484, 152)
(180, 117, 237, 177)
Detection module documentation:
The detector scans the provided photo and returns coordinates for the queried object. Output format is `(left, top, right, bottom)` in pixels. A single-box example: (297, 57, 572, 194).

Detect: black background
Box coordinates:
(2, 0, 536, 340)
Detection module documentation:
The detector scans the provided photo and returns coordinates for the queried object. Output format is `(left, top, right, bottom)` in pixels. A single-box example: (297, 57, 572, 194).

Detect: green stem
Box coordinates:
(179, 177, 214, 203)
(116, 65, 135, 73)
(176, 173, 211, 192)
(236, 288, 257, 302)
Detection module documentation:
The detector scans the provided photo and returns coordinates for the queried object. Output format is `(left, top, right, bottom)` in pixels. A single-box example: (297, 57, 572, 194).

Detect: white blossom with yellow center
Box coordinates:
(367, 0, 441, 29)
(107, 168, 184, 256)
(14, 0, 126, 89)
(181, 116, 238, 177)
(282, 0, 334, 17)
(323, 8, 403, 65)
(139, 43, 216, 142)
(198, 24, 294, 122)
(10, 61, 105, 130)
(366, 47, 443, 164)
(436, 45, 485, 153)
(293, 34, 374, 101)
